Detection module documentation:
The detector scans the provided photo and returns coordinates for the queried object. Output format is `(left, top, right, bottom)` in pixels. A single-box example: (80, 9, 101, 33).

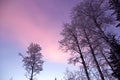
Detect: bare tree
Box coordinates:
(63, 68, 86, 80)
(19, 43, 44, 80)
(59, 23, 90, 80)
(71, 15, 105, 80)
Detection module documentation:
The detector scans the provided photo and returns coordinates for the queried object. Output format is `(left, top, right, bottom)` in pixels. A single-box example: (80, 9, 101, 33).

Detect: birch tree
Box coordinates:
(19, 43, 44, 80)
(59, 23, 90, 80)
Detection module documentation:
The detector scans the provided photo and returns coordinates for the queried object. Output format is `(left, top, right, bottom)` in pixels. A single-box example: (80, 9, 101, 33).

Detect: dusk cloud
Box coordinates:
(0, 0, 70, 63)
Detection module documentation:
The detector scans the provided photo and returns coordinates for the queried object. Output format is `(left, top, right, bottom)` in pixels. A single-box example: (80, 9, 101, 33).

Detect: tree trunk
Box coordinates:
(72, 33, 91, 80)
(83, 29, 105, 80)
(30, 66, 34, 80)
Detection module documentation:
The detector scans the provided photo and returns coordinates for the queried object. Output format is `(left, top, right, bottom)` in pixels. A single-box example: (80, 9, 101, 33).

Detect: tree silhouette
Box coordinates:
(72, 0, 120, 79)
(19, 43, 44, 80)
(60, 0, 119, 79)
(59, 23, 90, 80)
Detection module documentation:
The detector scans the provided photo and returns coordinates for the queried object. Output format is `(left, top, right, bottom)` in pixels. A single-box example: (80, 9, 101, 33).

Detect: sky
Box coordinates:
(0, 0, 80, 80)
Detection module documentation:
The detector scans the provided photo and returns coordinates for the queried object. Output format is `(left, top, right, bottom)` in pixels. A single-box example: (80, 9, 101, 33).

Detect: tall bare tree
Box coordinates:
(59, 23, 90, 80)
(19, 43, 44, 80)
(71, 13, 105, 80)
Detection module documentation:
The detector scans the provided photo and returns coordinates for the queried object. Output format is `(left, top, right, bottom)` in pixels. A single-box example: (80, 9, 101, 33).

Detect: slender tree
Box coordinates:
(71, 15, 105, 80)
(84, 28, 105, 80)
(19, 43, 44, 80)
(59, 23, 90, 80)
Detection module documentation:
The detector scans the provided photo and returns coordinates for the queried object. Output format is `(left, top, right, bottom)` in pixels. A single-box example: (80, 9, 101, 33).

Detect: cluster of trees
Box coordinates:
(59, 0, 120, 80)
(19, 0, 120, 80)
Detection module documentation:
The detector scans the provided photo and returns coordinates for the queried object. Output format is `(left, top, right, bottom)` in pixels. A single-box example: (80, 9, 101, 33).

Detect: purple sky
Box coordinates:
(0, 0, 80, 80)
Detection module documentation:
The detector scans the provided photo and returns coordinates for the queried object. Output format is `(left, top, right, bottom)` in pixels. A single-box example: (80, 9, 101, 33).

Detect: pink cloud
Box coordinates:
(0, 0, 69, 63)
